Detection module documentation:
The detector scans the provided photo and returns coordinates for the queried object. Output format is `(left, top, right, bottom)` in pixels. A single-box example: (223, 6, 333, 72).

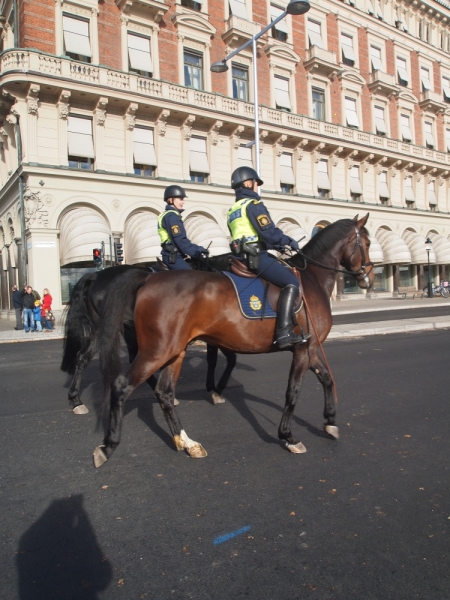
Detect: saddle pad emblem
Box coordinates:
(249, 295, 262, 311)
(171, 225, 181, 235)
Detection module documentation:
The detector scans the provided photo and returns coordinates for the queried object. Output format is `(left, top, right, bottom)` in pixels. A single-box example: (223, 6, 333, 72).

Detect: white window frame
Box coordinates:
(189, 136, 210, 175)
(317, 159, 331, 192)
(308, 74, 331, 122)
(446, 128, 450, 153)
(307, 19, 324, 49)
(62, 14, 92, 59)
(133, 126, 157, 167)
(400, 113, 413, 142)
(55, 2, 99, 64)
(370, 45, 383, 72)
(420, 66, 431, 91)
(127, 32, 153, 75)
(229, 0, 249, 20)
(67, 115, 95, 159)
(396, 56, 409, 87)
(274, 74, 292, 111)
(350, 165, 363, 195)
(341, 33, 356, 66)
(374, 105, 387, 136)
(404, 176, 415, 203)
(270, 4, 290, 40)
(345, 96, 360, 128)
(428, 180, 437, 206)
(237, 145, 253, 168)
(424, 120, 435, 149)
(280, 152, 295, 186)
(378, 170, 390, 200)
(442, 75, 450, 102)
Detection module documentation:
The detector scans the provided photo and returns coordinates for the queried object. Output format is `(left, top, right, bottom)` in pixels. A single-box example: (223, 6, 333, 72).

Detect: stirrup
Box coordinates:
(277, 331, 310, 350)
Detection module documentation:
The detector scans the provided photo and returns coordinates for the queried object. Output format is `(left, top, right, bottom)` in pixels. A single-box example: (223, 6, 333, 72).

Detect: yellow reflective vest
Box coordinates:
(158, 210, 180, 244)
(227, 198, 260, 243)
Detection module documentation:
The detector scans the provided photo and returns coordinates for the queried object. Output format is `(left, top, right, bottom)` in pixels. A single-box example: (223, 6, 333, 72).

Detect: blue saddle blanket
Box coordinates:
(223, 272, 301, 321)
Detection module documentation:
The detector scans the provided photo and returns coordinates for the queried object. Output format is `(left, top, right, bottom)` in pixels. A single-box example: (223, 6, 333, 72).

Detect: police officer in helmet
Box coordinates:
(227, 166, 310, 349)
(158, 185, 209, 270)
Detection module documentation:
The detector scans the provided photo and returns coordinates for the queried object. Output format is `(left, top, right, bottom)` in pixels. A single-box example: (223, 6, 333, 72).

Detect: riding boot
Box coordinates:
(276, 284, 311, 350)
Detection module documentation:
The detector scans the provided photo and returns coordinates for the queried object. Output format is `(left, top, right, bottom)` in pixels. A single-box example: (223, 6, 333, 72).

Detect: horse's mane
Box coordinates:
(293, 219, 357, 264)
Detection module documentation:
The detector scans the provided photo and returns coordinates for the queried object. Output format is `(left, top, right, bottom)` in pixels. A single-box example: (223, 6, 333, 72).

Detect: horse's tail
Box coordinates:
(97, 268, 151, 408)
(60, 272, 97, 374)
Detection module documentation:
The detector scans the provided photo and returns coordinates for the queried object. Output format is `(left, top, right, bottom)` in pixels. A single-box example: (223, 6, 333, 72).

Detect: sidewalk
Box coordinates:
(0, 295, 449, 344)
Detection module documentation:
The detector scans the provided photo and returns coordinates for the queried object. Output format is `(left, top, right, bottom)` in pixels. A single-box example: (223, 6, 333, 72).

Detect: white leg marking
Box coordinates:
(210, 391, 226, 405)
(179, 429, 207, 458)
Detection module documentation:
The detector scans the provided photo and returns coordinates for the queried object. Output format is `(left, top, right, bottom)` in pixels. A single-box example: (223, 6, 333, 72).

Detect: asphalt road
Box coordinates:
(1, 334, 449, 600)
(333, 304, 450, 325)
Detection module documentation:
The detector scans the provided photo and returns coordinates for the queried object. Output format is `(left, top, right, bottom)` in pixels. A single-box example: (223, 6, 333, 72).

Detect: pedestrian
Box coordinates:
(11, 284, 23, 330)
(41, 288, 54, 331)
(33, 300, 43, 332)
(21, 285, 36, 333)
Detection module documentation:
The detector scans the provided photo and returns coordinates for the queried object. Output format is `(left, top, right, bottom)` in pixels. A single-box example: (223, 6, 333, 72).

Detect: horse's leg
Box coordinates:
(155, 351, 207, 458)
(206, 345, 234, 405)
(93, 355, 158, 468)
(69, 342, 97, 415)
(310, 356, 339, 440)
(123, 323, 178, 405)
(278, 347, 310, 454)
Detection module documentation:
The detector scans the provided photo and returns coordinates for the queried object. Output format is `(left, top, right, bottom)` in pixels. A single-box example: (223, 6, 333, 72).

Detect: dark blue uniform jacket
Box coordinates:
(161, 204, 202, 259)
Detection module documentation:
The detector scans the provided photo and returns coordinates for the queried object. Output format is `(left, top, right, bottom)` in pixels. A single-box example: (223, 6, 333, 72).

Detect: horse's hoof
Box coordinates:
(324, 425, 339, 439)
(211, 391, 226, 405)
(286, 441, 307, 454)
(173, 398, 180, 406)
(187, 444, 208, 458)
(73, 404, 89, 415)
(93, 445, 108, 468)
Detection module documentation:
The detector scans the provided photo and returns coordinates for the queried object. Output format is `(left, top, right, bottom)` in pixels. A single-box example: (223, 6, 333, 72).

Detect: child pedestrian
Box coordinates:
(33, 300, 42, 332)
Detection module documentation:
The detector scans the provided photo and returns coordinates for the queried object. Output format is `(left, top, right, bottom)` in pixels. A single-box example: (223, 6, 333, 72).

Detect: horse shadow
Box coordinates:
(16, 494, 112, 600)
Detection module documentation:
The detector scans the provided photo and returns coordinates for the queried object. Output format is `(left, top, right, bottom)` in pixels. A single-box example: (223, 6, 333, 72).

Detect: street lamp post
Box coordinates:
(425, 237, 433, 298)
(211, 0, 310, 177)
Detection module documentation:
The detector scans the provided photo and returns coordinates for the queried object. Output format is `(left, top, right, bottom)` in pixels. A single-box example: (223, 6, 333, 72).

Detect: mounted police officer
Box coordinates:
(227, 166, 310, 350)
(158, 185, 209, 270)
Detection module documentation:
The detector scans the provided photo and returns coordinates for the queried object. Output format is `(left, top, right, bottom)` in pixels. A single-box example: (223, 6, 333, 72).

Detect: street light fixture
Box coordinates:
(211, 0, 311, 176)
(425, 237, 433, 298)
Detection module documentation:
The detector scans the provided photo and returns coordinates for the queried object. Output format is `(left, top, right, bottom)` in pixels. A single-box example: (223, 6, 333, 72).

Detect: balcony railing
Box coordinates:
(1, 49, 450, 167)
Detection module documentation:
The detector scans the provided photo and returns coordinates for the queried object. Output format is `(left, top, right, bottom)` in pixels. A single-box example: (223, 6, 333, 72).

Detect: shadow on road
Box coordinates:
(16, 495, 112, 600)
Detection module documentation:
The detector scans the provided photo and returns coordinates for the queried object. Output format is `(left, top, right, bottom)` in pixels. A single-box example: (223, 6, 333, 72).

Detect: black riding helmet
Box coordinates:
(231, 166, 263, 189)
(164, 184, 187, 201)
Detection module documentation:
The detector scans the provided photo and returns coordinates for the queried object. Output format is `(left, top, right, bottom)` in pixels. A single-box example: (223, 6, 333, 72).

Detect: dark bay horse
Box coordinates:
(94, 215, 374, 467)
(61, 259, 236, 414)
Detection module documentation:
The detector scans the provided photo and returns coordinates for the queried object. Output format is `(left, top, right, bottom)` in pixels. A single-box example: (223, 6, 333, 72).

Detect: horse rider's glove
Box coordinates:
(289, 239, 299, 252)
(195, 247, 209, 259)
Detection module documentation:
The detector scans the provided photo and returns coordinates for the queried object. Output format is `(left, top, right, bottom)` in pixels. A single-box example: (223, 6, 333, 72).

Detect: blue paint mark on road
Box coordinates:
(214, 526, 251, 545)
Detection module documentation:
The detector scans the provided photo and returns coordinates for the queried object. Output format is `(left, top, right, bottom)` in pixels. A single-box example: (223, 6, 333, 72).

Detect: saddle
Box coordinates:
(228, 256, 300, 314)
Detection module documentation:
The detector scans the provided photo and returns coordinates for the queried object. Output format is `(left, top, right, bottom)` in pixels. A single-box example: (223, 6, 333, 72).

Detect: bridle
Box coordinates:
(295, 226, 374, 287)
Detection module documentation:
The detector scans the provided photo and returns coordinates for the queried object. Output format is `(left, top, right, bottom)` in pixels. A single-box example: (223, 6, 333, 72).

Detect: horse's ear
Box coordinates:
(353, 214, 359, 222)
(356, 213, 369, 229)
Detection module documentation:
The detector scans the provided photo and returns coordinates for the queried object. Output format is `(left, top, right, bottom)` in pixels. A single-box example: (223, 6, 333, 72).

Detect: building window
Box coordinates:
(400, 114, 413, 142)
(420, 67, 431, 91)
(181, 0, 202, 11)
(184, 50, 203, 90)
(370, 45, 383, 72)
(274, 76, 291, 111)
(271, 4, 289, 42)
(446, 129, 450, 153)
(345, 97, 359, 129)
(378, 171, 390, 204)
(317, 159, 331, 197)
(128, 33, 152, 77)
(133, 126, 156, 177)
(374, 105, 387, 136)
(367, 0, 374, 15)
(405, 176, 415, 208)
(63, 15, 91, 63)
(376, 0, 383, 20)
(312, 87, 325, 121)
(350, 165, 363, 201)
(232, 65, 249, 101)
(67, 116, 94, 170)
(307, 20, 324, 49)
(238, 145, 253, 167)
(443, 76, 450, 102)
(189, 136, 209, 182)
(396, 57, 409, 87)
(424, 121, 435, 149)
(428, 180, 437, 210)
(229, 0, 248, 19)
(280, 153, 295, 193)
(341, 33, 355, 67)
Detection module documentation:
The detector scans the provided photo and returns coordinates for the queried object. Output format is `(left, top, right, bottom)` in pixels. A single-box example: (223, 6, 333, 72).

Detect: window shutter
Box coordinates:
(229, 0, 248, 20)
(317, 160, 331, 190)
(404, 177, 415, 202)
(133, 127, 157, 166)
(396, 58, 409, 83)
(428, 181, 437, 205)
(345, 97, 360, 128)
(401, 115, 412, 142)
(67, 116, 95, 158)
(189, 137, 210, 173)
(128, 33, 153, 73)
(280, 153, 295, 185)
(274, 76, 291, 110)
(63, 15, 91, 57)
(374, 106, 387, 135)
(341, 35, 356, 62)
(378, 172, 390, 198)
(421, 68, 431, 90)
(237, 146, 253, 168)
(350, 166, 363, 194)
(370, 46, 383, 71)
(424, 122, 435, 148)
(307, 20, 324, 48)
(271, 5, 289, 33)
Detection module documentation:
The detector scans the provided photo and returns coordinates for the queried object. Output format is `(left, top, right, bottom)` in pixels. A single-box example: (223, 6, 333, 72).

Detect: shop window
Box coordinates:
(67, 116, 94, 170)
(189, 136, 209, 182)
(345, 97, 359, 129)
(128, 33, 152, 77)
(341, 33, 355, 67)
(307, 20, 324, 49)
(184, 50, 203, 90)
(312, 87, 325, 121)
(399, 265, 414, 287)
(232, 65, 249, 101)
(133, 127, 157, 177)
(274, 76, 291, 111)
(372, 265, 387, 292)
(271, 4, 289, 42)
(63, 14, 91, 63)
(400, 114, 413, 142)
(396, 57, 409, 87)
(317, 159, 331, 197)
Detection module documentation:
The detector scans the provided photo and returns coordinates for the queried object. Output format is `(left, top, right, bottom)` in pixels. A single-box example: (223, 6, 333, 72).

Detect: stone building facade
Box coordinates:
(1, 0, 450, 309)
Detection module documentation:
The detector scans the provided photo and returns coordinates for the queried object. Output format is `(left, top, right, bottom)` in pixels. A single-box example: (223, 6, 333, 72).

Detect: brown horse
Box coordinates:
(94, 214, 374, 467)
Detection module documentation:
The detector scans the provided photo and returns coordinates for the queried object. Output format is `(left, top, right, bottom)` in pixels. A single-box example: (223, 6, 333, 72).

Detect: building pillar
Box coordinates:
(26, 230, 62, 310)
(336, 272, 347, 300)
(392, 264, 400, 296)
(418, 264, 424, 290)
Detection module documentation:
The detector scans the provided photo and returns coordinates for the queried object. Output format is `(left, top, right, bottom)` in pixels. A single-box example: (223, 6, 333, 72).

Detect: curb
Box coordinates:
(329, 318, 450, 339)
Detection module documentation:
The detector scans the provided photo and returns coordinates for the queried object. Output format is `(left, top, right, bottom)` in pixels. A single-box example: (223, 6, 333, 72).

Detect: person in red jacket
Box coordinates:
(41, 288, 53, 331)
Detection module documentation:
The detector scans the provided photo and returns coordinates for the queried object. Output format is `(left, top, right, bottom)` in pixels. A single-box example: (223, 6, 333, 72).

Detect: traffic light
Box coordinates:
(93, 248, 102, 265)
(114, 243, 124, 264)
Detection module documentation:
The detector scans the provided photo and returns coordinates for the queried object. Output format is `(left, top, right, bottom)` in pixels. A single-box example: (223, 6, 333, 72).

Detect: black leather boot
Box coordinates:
(276, 284, 310, 349)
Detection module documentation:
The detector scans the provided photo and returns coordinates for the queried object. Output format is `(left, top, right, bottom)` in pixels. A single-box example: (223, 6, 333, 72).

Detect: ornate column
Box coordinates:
(124, 102, 138, 174)
(26, 84, 40, 164)
(56, 90, 70, 167)
(93, 97, 108, 171)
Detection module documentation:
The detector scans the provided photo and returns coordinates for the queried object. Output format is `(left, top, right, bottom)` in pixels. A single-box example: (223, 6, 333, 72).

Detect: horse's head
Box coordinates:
(340, 213, 375, 289)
